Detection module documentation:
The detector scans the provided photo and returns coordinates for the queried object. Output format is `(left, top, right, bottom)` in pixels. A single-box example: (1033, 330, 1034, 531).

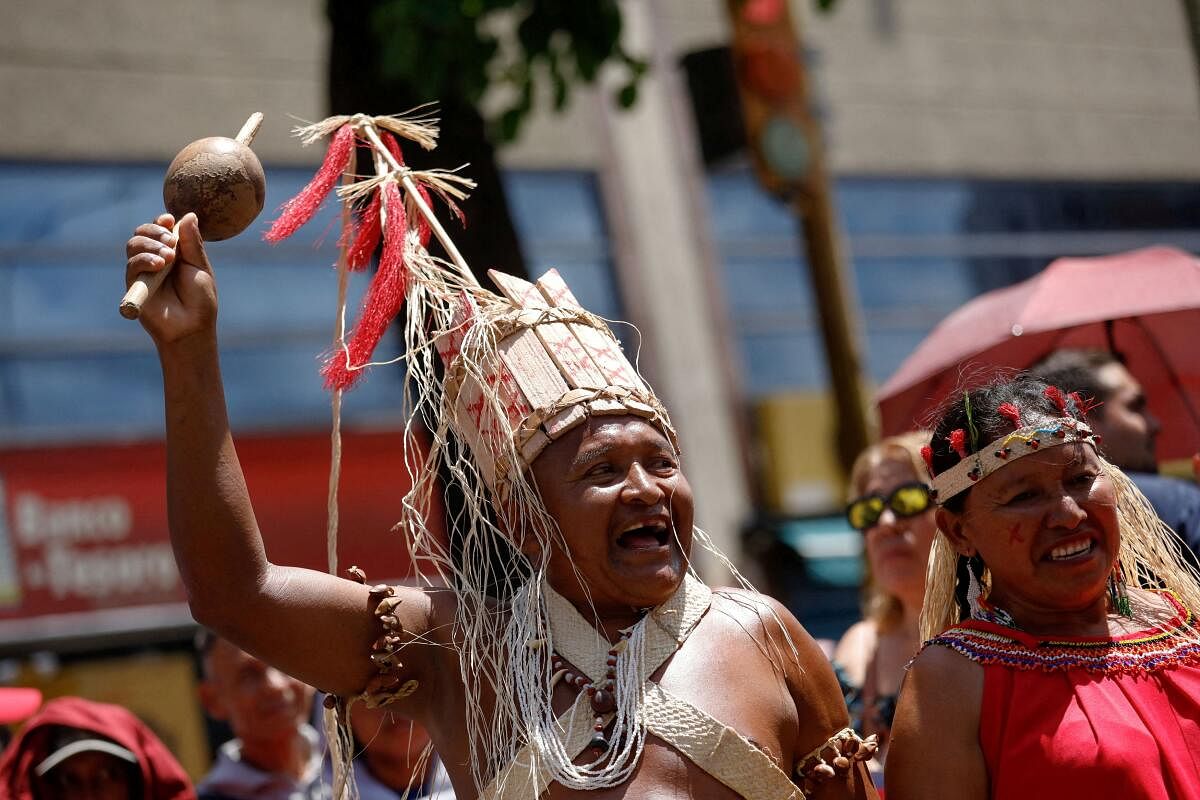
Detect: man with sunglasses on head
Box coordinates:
(833, 432, 937, 788)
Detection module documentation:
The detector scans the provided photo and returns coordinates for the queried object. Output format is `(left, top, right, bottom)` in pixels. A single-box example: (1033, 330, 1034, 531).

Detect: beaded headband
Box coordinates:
(930, 417, 1098, 503)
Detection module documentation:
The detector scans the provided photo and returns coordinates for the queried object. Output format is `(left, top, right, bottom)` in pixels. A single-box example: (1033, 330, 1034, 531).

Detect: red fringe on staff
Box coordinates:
(345, 190, 383, 270)
(322, 181, 409, 391)
(380, 132, 435, 248)
(265, 124, 356, 243)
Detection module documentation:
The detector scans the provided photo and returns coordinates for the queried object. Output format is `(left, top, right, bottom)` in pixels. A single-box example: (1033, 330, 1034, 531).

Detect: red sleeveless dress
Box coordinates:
(927, 594, 1200, 799)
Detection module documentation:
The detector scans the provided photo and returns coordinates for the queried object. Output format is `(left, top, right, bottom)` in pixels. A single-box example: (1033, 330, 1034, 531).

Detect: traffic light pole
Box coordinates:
(793, 167, 875, 474)
(723, 0, 875, 475)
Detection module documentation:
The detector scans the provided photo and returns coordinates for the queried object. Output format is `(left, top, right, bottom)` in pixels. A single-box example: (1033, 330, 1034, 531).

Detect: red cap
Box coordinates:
(0, 688, 42, 724)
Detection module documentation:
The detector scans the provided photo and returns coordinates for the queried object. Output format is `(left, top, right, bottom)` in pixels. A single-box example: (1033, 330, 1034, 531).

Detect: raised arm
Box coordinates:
(125, 214, 436, 698)
(885, 644, 987, 799)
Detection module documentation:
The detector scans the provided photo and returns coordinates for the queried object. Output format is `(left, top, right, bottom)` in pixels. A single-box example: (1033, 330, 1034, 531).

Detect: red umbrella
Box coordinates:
(877, 246, 1200, 461)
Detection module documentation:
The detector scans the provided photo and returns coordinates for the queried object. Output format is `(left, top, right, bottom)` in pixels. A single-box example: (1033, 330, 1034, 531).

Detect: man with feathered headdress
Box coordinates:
(122, 113, 876, 800)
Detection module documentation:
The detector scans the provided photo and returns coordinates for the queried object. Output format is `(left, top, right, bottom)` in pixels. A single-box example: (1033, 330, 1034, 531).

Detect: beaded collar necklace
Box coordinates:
(537, 573, 710, 780)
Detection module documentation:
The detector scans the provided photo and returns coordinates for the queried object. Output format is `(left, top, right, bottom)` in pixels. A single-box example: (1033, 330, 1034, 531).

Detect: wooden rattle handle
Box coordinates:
(235, 112, 264, 145)
(119, 113, 263, 320)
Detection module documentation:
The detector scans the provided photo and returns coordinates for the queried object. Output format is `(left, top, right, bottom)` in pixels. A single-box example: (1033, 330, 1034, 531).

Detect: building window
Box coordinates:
(0, 164, 618, 445)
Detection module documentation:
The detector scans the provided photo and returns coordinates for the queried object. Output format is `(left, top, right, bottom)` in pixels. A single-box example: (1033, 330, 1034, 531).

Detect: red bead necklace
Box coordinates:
(551, 629, 632, 752)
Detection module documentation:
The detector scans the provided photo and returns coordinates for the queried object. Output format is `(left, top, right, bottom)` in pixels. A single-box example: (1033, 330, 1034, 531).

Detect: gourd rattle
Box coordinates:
(120, 112, 266, 319)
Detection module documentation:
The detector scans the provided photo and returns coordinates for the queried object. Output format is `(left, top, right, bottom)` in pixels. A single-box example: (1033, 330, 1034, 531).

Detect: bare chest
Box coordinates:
(544, 737, 754, 800)
(428, 600, 800, 798)
(546, 615, 798, 795)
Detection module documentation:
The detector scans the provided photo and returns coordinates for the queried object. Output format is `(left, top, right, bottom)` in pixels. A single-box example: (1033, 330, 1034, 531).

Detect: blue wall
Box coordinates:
(707, 171, 1200, 396)
(4, 161, 1200, 446)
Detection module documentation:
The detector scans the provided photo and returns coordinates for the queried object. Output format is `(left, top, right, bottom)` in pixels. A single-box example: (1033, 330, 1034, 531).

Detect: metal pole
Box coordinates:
(793, 169, 875, 474)
(1180, 0, 1200, 107)
(721, 0, 876, 474)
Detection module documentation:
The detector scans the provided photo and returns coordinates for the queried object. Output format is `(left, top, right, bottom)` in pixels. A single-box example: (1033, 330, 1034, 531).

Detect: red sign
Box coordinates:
(0, 429, 442, 646)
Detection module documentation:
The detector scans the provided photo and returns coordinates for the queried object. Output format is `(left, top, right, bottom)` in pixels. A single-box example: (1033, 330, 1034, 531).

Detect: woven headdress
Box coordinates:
(435, 267, 676, 494)
(263, 110, 728, 795)
(917, 380, 1200, 641)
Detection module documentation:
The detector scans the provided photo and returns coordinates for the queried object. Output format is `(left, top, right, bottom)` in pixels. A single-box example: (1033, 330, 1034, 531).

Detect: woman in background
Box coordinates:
(834, 430, 936, 766)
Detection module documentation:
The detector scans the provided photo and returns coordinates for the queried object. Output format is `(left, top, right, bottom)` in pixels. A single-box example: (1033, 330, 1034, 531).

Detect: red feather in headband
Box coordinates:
(920, 445, 935, 477)
(948, 429, 968, 460)
(1044, 385, 1069, 415)
(997, 402, 1022, 428)
(1070, 391, 1101, 416)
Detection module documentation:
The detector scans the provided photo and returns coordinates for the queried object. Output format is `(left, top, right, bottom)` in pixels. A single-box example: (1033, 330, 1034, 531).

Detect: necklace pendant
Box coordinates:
(588, 717, 610, 752)
(590, 688, 615, 715)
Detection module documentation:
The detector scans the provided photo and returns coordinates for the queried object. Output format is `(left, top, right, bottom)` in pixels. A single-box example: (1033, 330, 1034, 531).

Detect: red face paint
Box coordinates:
(1008, 523, 1025, 545)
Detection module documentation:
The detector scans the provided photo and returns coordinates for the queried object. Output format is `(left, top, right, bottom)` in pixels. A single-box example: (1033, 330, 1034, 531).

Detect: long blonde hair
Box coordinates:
(849, 430, 933, 632)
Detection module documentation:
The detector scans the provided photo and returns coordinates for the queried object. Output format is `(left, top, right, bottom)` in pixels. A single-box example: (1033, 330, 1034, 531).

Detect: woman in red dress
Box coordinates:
(886, 376, 1200, 800)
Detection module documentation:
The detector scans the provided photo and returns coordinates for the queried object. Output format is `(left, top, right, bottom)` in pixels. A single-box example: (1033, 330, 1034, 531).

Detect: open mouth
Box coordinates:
(1047, 538, 1095, 561)
(616, 521, 671, 550)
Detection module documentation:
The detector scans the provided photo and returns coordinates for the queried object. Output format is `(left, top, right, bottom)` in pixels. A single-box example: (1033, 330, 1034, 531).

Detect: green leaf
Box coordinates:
(497, 106, 524, 143)
(519, 75, 534, 113)
(363, 0, 643, 144)
(517, 10, 552, 56)
(616, 82, 638, 109)
(576, 47, 599, 81)
(552, 74, 569, 111)
(624, 54, 649, 77)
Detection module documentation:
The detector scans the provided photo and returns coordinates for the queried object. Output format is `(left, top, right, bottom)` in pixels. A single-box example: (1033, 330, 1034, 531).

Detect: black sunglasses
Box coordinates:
(845, 481, 932, 532)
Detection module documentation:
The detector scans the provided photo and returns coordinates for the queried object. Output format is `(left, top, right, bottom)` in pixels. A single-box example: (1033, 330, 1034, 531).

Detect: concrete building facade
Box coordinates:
(5, 1, 1198, 176)
(3, 0, 1200, 639)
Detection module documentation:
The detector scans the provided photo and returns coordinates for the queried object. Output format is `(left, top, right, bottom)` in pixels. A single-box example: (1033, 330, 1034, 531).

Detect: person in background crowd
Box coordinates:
(834, 431, 936, 777)
(0, 695, 194, 800)
(196, 631, 326, 800)
(1033, 348, 1200, 558)
(887, 376, 1200, 798)
(0, 688, 41, 750)
(333, 703, 454, 799)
